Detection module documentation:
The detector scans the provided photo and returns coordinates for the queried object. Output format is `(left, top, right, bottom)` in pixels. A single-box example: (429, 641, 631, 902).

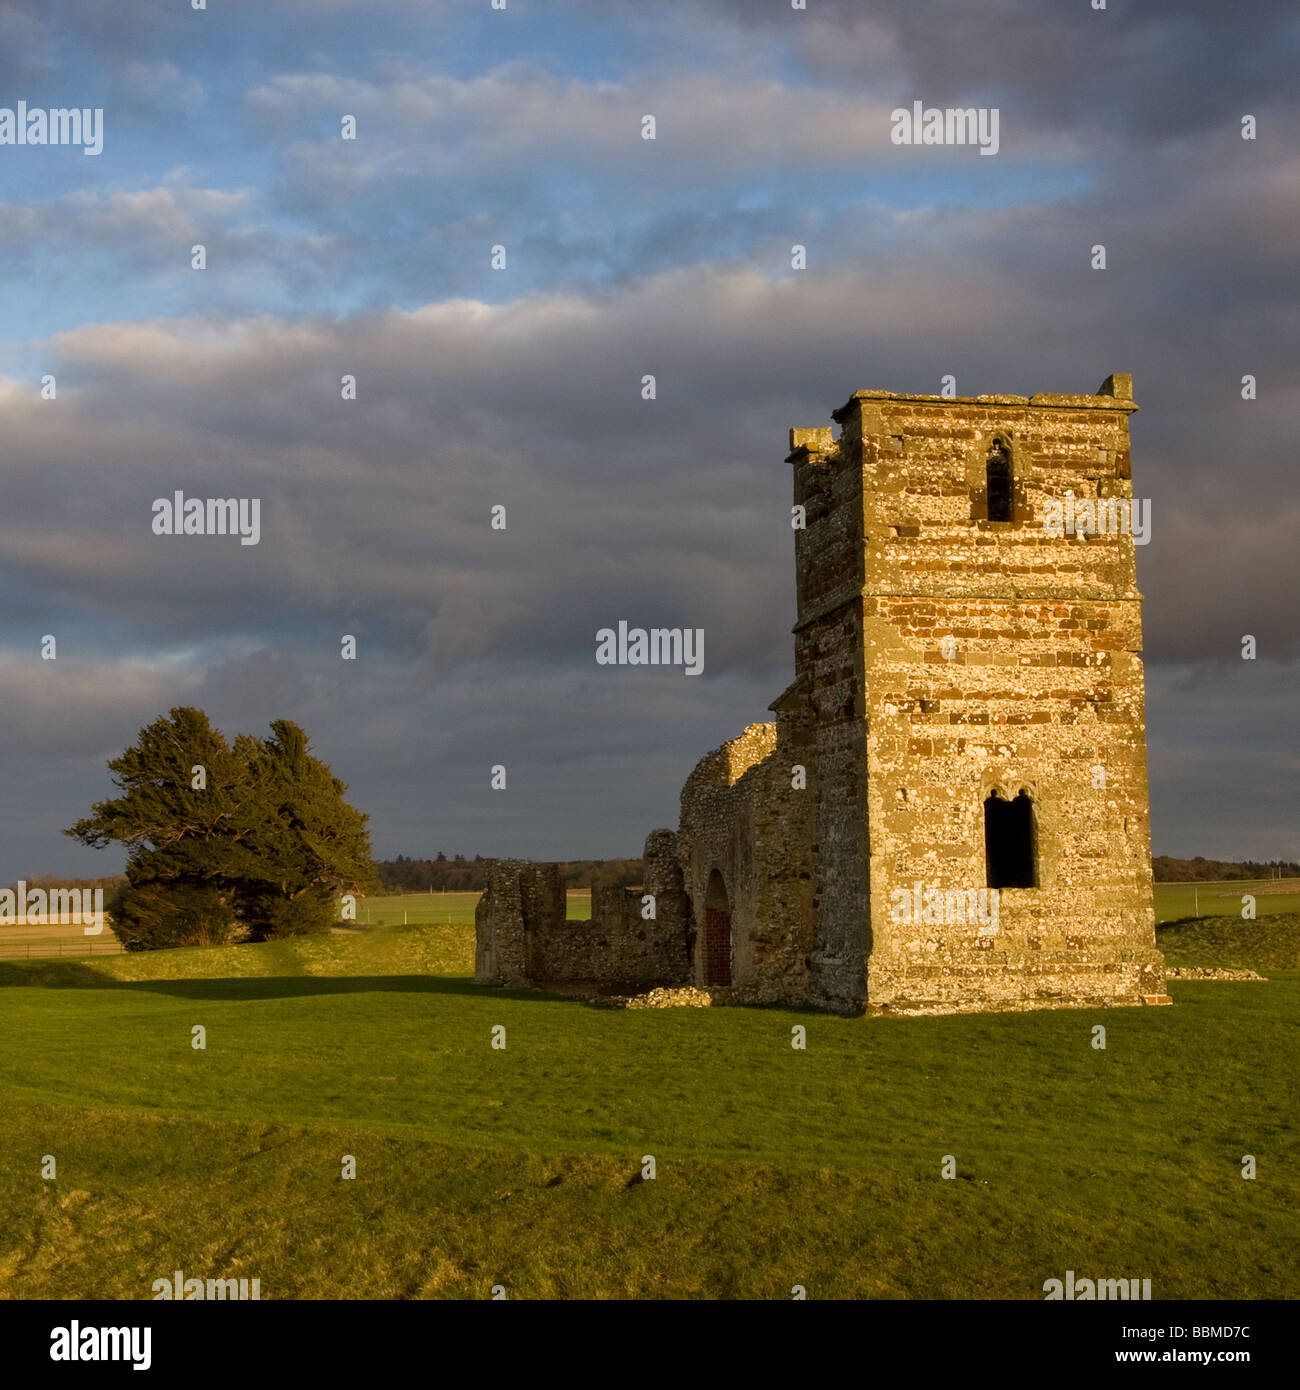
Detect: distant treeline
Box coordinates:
(377, 855, 643, 893)
(1153, 857, 1299, 882)
(2, 875, 128, 894)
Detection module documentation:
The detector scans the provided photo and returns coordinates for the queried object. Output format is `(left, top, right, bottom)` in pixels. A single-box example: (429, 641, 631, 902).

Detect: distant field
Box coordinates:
(0, 890, 593, 957)
(0, 923, 125, 959)
(351, 890, 588, 926)
(1153, 878, 1300, 924)
(358, 883, 1297, 930)
(351, 891, 480, 928)
(367, 882, 1300, 929)
(0, 882, 1275, 956)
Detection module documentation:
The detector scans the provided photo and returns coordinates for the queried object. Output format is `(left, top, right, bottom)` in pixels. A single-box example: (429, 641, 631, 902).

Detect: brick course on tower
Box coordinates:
(476, 375, 1168, 1015)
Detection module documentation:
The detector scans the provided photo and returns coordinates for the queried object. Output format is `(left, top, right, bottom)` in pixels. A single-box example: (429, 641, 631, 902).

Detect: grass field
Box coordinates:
(0, 909, 1296, 1300)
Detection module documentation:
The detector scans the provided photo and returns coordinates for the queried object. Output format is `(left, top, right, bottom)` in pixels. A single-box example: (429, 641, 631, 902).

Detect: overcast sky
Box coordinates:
(2, 0, 1297, 880)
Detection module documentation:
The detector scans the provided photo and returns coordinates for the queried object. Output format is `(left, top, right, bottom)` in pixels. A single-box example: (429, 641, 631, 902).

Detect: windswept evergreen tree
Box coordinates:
(66, 707, 377, 949)
(233, 719, 377, 939)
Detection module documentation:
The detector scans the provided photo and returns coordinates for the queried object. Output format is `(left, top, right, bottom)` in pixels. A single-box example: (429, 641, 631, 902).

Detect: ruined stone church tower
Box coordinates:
(477, 376, 1167, 1014)
(777, 374, 1164, 1011)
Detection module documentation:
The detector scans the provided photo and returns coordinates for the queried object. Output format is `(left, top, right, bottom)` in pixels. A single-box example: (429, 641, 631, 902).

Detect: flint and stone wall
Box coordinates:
(475, 830, 690, 989)
(675, 715, 816, 1001)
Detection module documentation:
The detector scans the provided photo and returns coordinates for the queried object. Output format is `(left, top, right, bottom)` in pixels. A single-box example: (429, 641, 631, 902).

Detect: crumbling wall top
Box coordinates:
(828, 376, 1138, 421)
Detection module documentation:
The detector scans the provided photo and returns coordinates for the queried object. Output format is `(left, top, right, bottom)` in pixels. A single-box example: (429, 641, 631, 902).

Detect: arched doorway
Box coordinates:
(702, 869, 732, 986)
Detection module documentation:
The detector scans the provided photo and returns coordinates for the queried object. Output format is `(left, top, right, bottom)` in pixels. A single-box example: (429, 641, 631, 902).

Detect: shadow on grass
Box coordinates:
(0, 962, 818, 1014)
(114, 975, 504, 1001)
(0, 962, 547, 1003)
(0, 960, 124, 990)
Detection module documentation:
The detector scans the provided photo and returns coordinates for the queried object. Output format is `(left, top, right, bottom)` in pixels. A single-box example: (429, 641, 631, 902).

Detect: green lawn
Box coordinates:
(0, 917, 1295, 1299)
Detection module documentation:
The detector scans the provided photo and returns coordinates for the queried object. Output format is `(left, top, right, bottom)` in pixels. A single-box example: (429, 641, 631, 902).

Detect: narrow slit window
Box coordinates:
(984, 789, 1036, 888)
(986, 439, 1014, 522)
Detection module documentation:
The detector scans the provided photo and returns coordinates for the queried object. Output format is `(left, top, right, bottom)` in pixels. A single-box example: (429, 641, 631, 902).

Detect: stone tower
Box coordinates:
(788, 376, 1166, 1014)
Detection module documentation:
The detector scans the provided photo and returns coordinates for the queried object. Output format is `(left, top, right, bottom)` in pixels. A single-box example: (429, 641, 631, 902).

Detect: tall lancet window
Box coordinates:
(986, 439, 1014, 522)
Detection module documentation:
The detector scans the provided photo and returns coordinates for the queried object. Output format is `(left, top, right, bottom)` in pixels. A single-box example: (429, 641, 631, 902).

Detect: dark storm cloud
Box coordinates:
(1147, 661, 1300, 862)
(712, 0, 1300, 142)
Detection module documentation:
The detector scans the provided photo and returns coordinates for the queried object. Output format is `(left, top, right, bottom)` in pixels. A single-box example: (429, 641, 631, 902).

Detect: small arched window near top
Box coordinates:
(986, 439, 1014, 522)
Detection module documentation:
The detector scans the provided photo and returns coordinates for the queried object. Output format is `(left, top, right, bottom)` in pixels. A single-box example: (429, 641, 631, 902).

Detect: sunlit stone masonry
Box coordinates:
(476, 376, 1168, 1015)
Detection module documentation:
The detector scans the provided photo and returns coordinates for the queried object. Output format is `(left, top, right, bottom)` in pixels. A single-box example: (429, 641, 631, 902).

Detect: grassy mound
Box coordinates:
(1156, 913, 1300, 972)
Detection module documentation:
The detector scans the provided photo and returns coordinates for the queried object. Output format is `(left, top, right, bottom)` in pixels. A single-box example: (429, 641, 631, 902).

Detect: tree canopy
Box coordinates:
(65, 707, 377, 949)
